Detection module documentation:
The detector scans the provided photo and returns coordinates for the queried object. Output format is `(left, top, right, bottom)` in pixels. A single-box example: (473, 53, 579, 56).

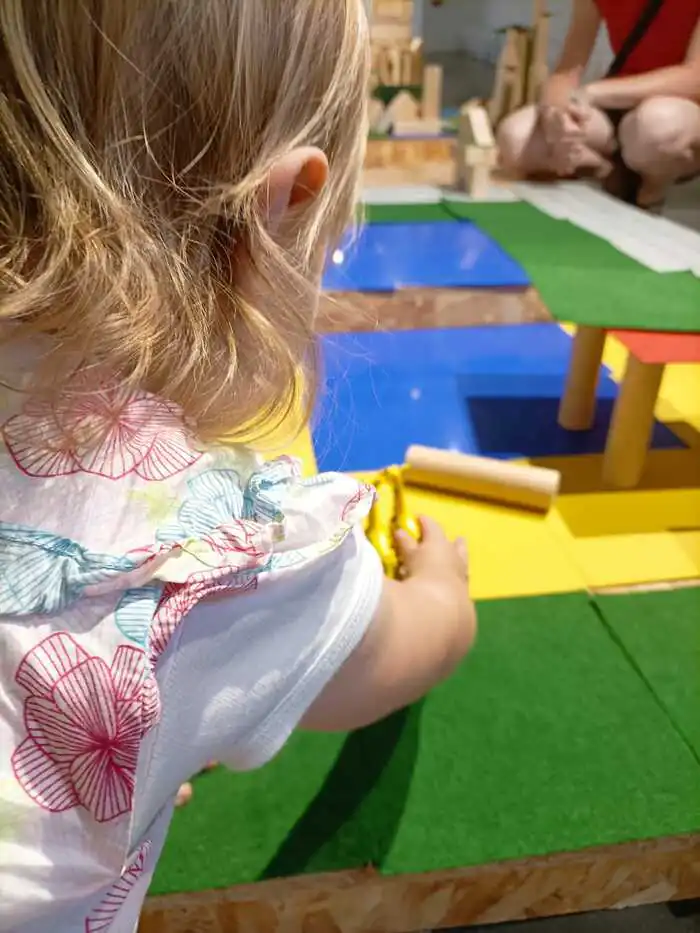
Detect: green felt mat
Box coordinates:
(362, 201, 700, 334)
(151, 593, 700, 896)
(596, 587, 700, 759)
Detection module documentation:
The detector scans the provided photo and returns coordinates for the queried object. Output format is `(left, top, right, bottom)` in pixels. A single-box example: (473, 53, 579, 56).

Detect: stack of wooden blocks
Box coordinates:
(456, 101, 498, 198)
(488, 0, 550, 127)
(369, 0, 444, 137)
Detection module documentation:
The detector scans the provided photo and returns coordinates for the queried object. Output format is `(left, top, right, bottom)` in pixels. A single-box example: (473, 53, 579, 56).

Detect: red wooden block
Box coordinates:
(612, 330, 700, 365)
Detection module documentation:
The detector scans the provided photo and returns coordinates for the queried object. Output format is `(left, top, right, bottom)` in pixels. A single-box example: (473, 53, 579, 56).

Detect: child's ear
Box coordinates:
(264, 147, 329, 231)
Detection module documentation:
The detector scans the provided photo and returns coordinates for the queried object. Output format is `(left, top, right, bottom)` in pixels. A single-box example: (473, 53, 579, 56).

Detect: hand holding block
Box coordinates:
(404, 446, 561, 512)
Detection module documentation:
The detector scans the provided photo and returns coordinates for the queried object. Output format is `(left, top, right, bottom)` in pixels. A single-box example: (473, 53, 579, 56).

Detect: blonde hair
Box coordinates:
(0, 0, 369, 440)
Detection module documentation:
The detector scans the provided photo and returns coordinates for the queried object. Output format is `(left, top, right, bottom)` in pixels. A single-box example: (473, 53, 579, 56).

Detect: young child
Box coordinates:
(0, 2, 476, 931)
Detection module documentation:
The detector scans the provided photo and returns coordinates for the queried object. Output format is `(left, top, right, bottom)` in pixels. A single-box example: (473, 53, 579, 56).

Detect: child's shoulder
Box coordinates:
(0, 371, 375, 621)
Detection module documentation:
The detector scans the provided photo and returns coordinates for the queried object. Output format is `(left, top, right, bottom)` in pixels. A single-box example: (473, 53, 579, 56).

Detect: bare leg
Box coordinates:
(175, 782, 193, 807)
(497, 104, 616, 178)
(619, 97, 700, 207)
(175, 763, 217, 808)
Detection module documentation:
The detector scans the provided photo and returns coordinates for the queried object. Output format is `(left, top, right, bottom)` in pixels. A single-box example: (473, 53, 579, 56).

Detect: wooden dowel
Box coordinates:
(602, 356, 665, 489)
(404, 445, 561, 512)
(558, 325, 607, 431)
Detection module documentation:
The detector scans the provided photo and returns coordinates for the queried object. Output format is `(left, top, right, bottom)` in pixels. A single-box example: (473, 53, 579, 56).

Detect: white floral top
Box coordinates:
(0, 349, 381, 933)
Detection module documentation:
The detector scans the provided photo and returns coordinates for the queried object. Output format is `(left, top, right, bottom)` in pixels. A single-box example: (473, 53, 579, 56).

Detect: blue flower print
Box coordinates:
(114, 584, 163, 647)
(243, 458, 295, 523)
(156, 469, 245, 544)
(0, 522, 135, 616)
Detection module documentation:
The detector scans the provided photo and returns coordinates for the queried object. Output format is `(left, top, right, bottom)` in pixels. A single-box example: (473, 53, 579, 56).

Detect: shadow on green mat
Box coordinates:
(261, 699, 425, 879)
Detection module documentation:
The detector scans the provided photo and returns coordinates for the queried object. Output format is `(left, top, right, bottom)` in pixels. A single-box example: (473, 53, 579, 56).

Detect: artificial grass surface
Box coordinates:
(151, 593, 700, 896)
(596, 587, 700, 758)
(362, 201, 700, 334)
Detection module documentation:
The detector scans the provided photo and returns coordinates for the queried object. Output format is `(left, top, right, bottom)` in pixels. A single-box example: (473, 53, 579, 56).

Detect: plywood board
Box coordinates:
(140, 833, 700, 933)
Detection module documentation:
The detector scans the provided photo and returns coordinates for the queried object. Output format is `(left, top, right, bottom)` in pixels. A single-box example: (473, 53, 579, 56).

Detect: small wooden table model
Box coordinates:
(558, 326, 700, 488)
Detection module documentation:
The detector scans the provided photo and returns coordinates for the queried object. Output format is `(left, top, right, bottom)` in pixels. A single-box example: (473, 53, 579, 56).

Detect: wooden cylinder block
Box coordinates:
(404, 445, 561, 512)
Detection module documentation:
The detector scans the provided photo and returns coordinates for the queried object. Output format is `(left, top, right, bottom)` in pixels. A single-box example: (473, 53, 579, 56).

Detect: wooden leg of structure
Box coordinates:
(602, 355, 665, 489)
(558, 326, 607, 431)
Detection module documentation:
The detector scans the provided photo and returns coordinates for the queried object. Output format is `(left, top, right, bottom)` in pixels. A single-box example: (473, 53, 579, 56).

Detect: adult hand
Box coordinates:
(539, 102, 586, 150)
(542, 93, 609, 177)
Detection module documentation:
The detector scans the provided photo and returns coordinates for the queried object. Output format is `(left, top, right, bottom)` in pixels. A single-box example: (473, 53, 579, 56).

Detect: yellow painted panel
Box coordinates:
(555, 530, 700, 589)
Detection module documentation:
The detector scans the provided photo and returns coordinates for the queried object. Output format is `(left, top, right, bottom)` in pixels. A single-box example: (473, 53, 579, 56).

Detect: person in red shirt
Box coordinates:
(497, 0, 700, 208)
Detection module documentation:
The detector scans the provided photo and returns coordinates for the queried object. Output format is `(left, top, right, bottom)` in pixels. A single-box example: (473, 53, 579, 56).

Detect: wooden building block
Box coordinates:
(368, 97, 387, 132)
(602, 356, 666, 489)
(371, 23, 413, 43)
(460, 102, 495, 149)
(527, 1, 550, 104)
(385, 89, 420, 122)
(401, 47, 414, 84)
(422, 64, 443, 121)
(376, 89, 420, 133)
(462, 146, 497, 198)
(455, 103, 497, 193)
(387, 46, 402, 85)
(513, 28, 530, 110)
(409, 37, 423, 83)
(393, 118, 443, 137)
(488, 27, 528, 127)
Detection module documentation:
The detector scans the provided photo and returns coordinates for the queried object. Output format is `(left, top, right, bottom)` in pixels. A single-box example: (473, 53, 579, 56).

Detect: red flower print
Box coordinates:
(150, 572, 258, 663)
(11, 633, 159, 822)
(341, 482, 375, 522)
(202, 521, 268, 560)
(2, 389, 201, 480)
(84, 841, 151, 932)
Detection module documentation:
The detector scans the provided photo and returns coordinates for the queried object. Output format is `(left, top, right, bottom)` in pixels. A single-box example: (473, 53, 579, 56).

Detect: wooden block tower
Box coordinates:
(368, 0, 444, 137)
(371, 0, 416, 84)
(488, 0, 551, 127)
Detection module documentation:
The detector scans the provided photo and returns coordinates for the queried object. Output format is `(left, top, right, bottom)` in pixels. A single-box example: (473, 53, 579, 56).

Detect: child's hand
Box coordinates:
(395, 515, 467, 586)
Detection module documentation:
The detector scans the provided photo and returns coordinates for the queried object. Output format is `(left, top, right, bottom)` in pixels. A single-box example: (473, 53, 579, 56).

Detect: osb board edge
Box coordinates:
(139, 832, 700, 933)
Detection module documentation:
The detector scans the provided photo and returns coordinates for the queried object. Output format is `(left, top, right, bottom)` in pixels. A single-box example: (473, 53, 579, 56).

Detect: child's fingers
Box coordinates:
(394, 528, 419, 561)
(454, 536, 468, 563)
(416, 514, 447, 542)
(454, 536, 469, 577)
